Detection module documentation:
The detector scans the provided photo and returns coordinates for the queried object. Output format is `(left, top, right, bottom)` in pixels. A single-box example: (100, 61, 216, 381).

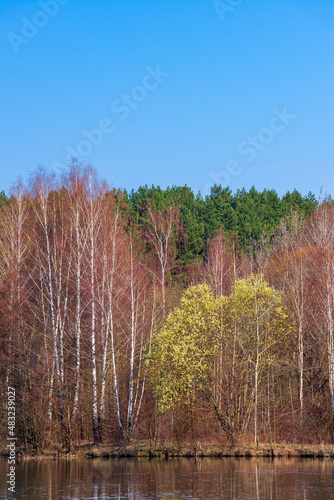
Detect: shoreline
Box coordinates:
(1, 443, 334, 460)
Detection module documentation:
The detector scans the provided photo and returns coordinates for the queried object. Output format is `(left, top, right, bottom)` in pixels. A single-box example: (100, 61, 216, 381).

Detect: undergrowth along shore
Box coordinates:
(1, 443, 334, 460)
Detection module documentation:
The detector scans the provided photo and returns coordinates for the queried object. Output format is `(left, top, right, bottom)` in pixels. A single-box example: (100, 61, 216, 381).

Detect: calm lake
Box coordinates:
(1, 457, 334, 499)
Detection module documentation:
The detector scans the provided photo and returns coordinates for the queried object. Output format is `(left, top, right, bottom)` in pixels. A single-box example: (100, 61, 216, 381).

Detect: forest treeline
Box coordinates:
(0, 165, 333, 452)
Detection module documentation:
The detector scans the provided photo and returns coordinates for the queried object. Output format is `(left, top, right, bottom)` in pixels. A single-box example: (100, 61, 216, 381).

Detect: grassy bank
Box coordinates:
(1, 442, 334, 460)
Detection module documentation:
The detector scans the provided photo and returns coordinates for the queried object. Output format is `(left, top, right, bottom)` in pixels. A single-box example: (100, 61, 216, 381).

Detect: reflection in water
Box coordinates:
(0, 456, 334, 499)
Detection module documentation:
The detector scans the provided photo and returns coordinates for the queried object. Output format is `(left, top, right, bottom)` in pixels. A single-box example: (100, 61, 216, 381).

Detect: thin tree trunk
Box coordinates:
(73, 233, 82, 416)
(254, 288, 260, 445)
(89, 196, 99, 444)
(126, 235, 136, 441)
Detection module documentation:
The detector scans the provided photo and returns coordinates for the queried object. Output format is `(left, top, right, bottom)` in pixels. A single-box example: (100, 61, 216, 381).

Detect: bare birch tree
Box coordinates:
(275, 213, 309, 420)
(109, 230, 156, 443)
(307, 201, 334, 422)
(147, 205, 178, 318)
(0, 181, 29, 385)
(29, 170, 72, 444)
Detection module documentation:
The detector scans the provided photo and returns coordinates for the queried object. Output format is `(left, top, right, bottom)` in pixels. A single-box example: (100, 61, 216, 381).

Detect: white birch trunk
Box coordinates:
(98, 209, 119, 431)
(88, 190, 99, 443)
(126, 235, 136, 438)
(132, 285, 156, 432)
(73, 222, 82, 416)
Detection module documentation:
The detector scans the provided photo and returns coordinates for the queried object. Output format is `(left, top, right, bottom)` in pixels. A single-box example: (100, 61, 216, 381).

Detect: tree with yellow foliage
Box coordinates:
(148, 284, 220, 412)
(223, 274, 293, 444)
(149, 277, 293, 445)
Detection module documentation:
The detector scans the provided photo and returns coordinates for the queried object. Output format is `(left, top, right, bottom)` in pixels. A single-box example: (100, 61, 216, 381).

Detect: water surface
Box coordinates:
(1, 456, 333, 499)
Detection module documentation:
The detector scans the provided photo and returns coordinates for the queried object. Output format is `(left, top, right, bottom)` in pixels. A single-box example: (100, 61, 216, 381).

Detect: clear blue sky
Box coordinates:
(1, 0, 333, 198)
